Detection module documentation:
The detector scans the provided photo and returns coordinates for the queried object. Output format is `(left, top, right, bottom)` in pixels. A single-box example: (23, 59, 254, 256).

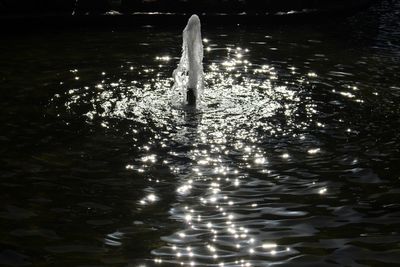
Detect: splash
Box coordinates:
(72, 0, 79, 15)
(173, 14, 204, 106)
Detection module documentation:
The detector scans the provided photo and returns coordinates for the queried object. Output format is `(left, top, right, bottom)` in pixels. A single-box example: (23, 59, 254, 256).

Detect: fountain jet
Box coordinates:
(173, 15, 204, 106)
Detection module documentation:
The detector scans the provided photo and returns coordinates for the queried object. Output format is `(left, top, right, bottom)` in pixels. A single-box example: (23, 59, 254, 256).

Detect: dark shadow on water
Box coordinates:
(182, 105, 202, 129)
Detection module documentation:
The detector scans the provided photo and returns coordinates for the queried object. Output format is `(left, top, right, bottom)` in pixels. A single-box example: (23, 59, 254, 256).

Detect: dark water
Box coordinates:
(1, 2, 400, 267)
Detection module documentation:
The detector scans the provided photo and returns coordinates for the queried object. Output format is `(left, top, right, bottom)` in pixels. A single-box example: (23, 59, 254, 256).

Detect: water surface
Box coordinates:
(0, 2, 400, 267)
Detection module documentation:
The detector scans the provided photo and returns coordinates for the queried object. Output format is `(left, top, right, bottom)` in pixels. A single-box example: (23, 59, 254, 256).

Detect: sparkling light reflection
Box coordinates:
(57, 37, 347, 267)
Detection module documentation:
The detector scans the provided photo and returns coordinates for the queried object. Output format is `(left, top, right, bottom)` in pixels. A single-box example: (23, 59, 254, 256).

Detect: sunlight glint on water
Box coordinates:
(60, 37, 332, 266)
(1, 4, 400, 266)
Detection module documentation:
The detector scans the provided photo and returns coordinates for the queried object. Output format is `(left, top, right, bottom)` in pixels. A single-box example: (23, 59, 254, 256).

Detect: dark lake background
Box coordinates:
(0, 1, 399, 266)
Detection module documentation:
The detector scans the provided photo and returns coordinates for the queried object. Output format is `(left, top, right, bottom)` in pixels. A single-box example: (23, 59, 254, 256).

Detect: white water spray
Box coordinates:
(173, 15, 204, 106)
(72, 0, 79, 15)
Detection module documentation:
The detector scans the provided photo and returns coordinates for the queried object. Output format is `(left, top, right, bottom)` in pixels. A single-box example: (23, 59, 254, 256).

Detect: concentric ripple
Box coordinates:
(54, 42, 329, 267)
(50, 30, 400, 267)
(36, 4, 400, 266)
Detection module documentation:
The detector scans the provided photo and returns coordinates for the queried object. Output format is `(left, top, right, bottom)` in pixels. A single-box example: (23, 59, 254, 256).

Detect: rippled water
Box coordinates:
(1, 2, 400, 267)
